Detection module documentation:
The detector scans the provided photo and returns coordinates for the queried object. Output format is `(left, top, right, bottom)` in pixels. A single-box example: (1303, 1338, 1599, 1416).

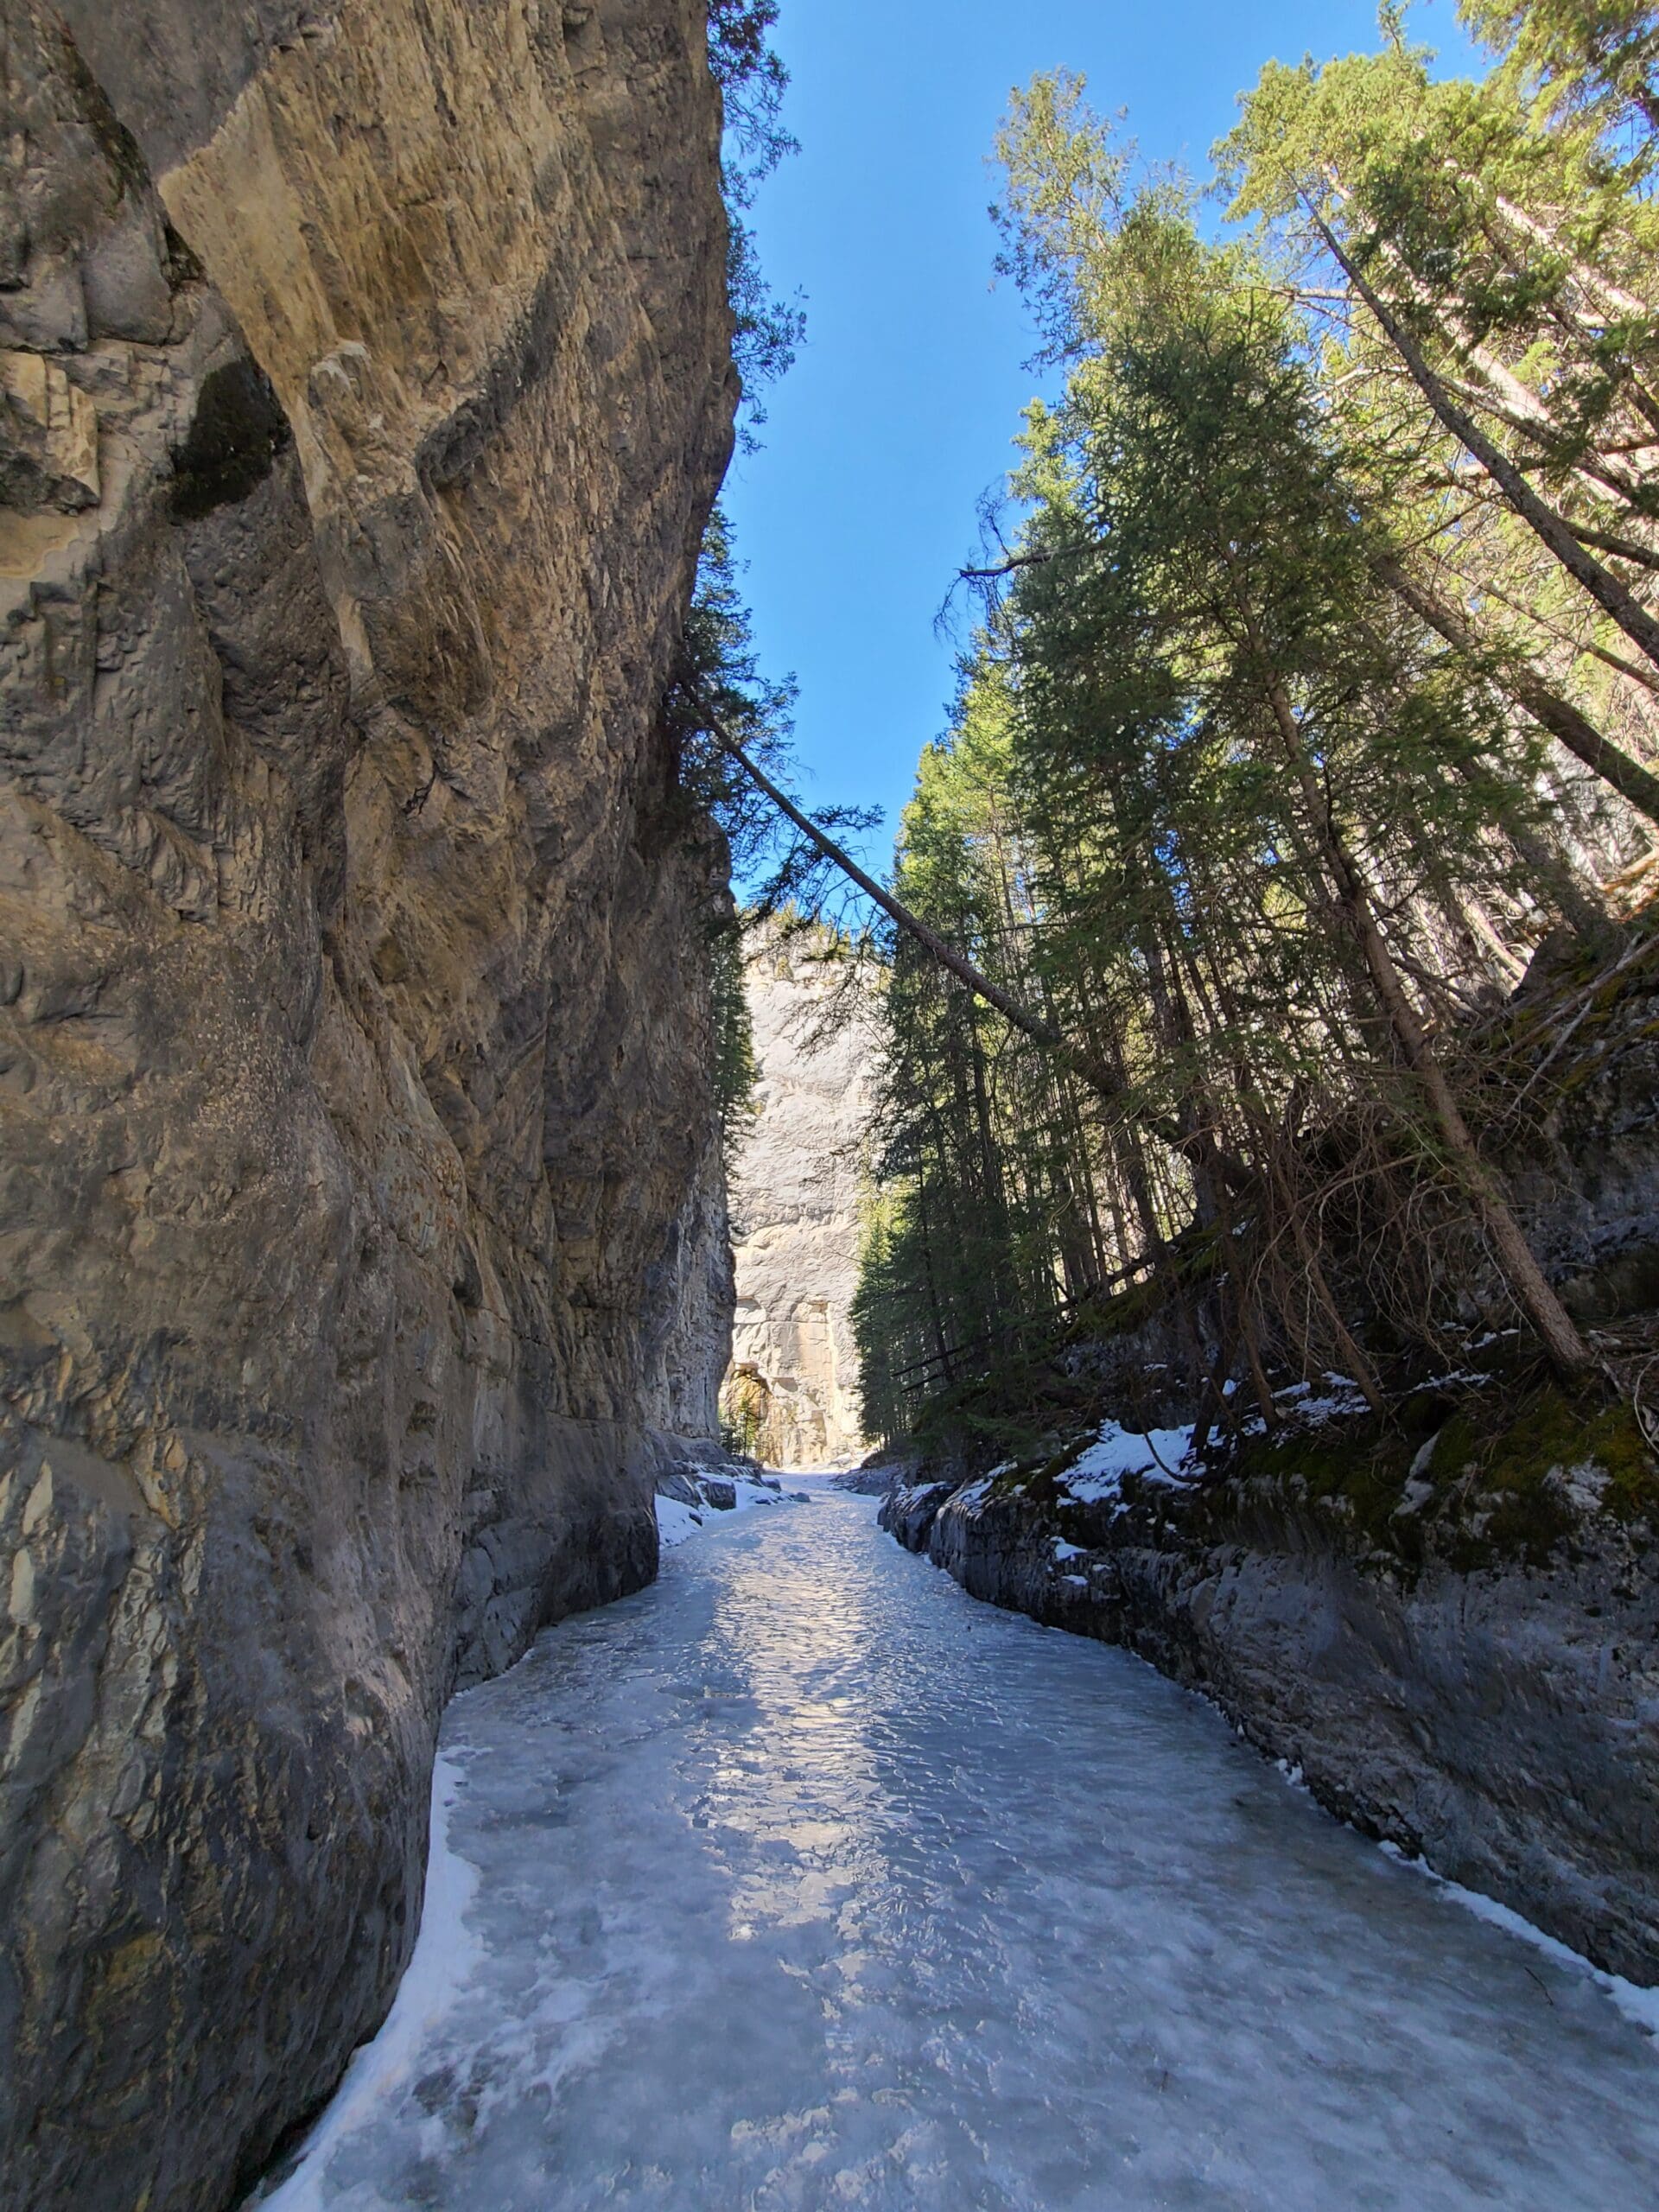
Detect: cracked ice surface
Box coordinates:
(257, 1484, 1659, 2211)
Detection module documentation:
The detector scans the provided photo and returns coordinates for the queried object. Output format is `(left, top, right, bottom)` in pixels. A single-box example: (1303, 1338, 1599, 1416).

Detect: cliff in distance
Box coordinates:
(723, 931, 873, 1469)
(0, 3, 737, 2206)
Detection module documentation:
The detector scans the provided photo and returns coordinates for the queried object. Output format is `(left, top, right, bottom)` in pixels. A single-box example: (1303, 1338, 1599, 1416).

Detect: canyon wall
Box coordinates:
(723, 934, 872, 1467)
(0, 3, 735, 2206)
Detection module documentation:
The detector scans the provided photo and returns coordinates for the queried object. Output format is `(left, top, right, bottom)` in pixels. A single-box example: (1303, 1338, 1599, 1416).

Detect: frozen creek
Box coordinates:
(259, 1484, 1659, 2212)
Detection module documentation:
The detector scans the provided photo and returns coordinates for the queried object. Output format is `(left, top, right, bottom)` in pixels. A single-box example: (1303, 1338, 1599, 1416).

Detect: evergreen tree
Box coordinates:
(851, 48, 1659, 1440)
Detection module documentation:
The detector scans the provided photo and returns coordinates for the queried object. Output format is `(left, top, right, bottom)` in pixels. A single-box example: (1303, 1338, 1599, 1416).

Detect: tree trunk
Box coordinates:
(695, 687, 1075, 1051)
(1233, 588, 1595, 1376)
(1312, 207, 1659, 674)
(1376, 554, 1659, 823)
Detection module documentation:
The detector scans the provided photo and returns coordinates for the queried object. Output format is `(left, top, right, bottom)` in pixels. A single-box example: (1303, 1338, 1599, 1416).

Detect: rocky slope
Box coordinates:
(0, 4, 735, 2207)
(722, 931, 872, 1467)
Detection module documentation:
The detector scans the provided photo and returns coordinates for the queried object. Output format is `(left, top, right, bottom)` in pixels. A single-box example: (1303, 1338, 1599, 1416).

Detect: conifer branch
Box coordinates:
(1308, 202, 1659, 674)
(1376, 556, 1659, 823)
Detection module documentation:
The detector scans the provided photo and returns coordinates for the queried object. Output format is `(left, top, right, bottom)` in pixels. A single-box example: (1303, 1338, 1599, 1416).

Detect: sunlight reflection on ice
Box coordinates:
(250, 1478, 1659, 2212)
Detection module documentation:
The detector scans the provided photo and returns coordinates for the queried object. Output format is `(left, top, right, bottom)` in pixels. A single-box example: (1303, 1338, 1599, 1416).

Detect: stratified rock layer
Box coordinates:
(0, 4, 735, 2207)
(723, 935, 872, 1467)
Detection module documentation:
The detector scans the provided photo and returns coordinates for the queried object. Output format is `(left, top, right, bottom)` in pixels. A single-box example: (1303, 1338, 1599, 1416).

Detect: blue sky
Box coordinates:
(721, 0, 1485, 869)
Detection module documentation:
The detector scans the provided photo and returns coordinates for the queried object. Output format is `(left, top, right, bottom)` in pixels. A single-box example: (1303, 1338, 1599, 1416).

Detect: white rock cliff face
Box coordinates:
(723, 939, 874, 1468)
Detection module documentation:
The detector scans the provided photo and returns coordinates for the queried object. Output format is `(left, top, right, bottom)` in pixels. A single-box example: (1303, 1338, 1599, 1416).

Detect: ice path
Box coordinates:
(260, 1484, 1659, 2211)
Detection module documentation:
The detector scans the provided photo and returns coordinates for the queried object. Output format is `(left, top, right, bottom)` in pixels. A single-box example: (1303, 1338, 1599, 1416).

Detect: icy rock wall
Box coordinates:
(884, 1471, 1659, 1985)
(724, 935, 873, 1468)
(0, 3, 736, 2206)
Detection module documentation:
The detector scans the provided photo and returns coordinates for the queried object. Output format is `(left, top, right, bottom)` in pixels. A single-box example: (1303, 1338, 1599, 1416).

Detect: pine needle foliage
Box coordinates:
(855, 17, 1659, 1445)
(709, 0, 804, 440)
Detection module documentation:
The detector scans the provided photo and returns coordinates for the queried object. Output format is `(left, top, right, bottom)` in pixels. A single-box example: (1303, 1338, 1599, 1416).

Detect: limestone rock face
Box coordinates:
(723, 939, 873, 1468)
(0, 4, 735, 2206)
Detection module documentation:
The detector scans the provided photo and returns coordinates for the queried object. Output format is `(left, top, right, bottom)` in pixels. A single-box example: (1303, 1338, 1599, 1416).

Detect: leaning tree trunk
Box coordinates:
(1376, 553, 1659, 825)
(1230, 589, 1596, 1379)
(1311, 205, 1659, 677)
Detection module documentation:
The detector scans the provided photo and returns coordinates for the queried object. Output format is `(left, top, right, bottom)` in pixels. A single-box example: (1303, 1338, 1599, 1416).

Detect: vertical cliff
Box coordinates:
(722, 932, 872, 1467)
(0, 3, 736, 2206)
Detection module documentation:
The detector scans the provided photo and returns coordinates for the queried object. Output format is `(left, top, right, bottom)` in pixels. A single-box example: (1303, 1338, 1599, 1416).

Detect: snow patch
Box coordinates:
(1274, 1373, 1372, 1427)
(254, 1754, 482, 2209)
(1055, 1419, 1198, 1508)
(657, 1472, 794, 1550)
(655, 1495, 708, 1547)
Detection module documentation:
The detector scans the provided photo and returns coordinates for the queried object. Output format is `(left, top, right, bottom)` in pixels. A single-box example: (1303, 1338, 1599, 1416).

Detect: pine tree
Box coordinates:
(850, 60, 1648, 1436)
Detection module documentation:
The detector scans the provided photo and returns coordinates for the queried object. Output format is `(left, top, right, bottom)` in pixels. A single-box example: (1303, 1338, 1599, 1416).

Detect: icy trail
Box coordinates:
(256, 1484, 1659, 2211)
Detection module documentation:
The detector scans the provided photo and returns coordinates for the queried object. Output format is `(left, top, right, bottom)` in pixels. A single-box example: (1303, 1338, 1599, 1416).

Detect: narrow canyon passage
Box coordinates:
(259, 1488, 1659, 2212)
